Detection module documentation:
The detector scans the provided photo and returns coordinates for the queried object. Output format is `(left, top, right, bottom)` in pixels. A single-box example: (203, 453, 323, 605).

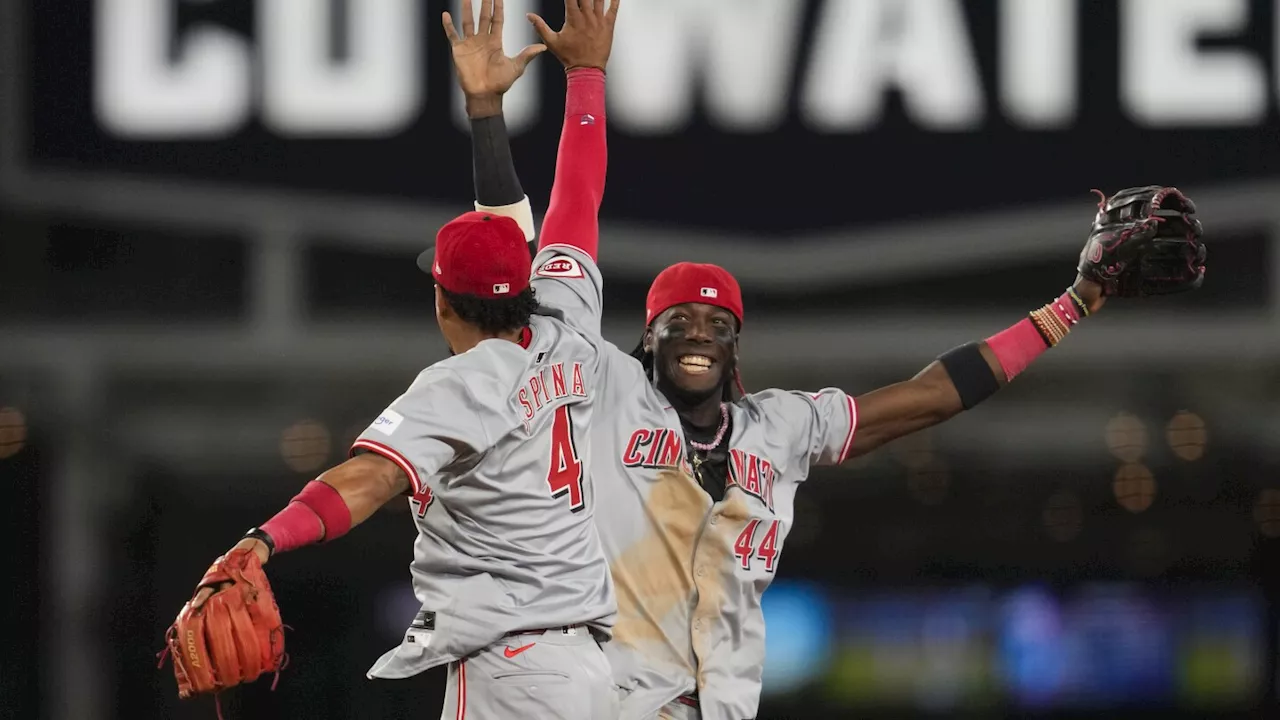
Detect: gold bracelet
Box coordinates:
(1030, 306, 1066, 346)
(1029, 310, 1054, 346)
(1065, 287, 1090, 317)
(1028, 312, 1054, 345)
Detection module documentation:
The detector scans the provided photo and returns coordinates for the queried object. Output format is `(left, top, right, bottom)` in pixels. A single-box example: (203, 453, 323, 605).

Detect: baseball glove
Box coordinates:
(1078, 185, 1206, 297)
(161, 548, 286, 705)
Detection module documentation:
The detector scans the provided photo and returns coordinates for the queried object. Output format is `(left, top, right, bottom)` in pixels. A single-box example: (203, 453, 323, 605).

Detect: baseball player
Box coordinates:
(610, 224, 1201, 720)
(470, 5, 1208, 720)
(161, 6, 625, 715)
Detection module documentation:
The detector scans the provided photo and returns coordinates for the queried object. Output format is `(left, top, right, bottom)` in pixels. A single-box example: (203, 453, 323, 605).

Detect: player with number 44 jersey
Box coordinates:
(467, 2, 1206, 719)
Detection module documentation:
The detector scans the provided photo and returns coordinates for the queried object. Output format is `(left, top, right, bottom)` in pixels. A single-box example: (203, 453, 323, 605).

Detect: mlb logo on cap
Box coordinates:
(645, 262, 745, 327)
(418, 212, 531, 299)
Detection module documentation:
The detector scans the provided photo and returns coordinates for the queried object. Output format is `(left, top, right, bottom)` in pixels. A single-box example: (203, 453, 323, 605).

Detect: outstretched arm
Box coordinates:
(844, 184, 1206, 460)
(191, 453, 408, 606)
(227, 454, 409, 567)
(845, 280, 1104, 459)
(530, 0, 619, 260)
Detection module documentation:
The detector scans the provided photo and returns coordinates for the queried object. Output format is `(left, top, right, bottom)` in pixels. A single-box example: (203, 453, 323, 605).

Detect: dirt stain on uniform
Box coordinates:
(609, 468, 710, 672)
(688, 492, 751, 676)
(610, 466, 760, 686)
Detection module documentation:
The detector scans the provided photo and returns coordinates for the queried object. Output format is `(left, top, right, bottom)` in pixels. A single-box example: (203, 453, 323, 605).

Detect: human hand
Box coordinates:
(527, 0, 620, 72)
(443, 0, 547, 118)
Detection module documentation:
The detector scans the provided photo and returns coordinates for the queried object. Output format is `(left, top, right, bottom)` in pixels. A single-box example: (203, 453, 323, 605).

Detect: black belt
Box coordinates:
(504, 624, 585, 638)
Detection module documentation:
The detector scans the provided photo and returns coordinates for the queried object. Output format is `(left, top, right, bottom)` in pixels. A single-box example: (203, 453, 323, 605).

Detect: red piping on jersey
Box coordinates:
(351, 439, 423, 495)
(456, 660, 467, 720)
(518, 326, 532, 349)
(541, 68, 606, 260)
(838, 395, 858, 464)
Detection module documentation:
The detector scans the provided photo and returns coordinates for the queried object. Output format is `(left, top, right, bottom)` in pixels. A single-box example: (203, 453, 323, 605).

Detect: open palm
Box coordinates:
(444, 0, 545, 98)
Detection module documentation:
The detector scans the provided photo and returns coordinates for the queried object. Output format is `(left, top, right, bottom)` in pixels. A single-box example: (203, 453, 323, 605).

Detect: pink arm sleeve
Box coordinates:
(985, 319, 1049, 382)
(985, 289, 1084, 381)
(540, 68, 607, 260)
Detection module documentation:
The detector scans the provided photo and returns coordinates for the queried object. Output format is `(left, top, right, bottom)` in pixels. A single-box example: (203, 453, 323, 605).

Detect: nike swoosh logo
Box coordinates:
(504, 643, 536, 659)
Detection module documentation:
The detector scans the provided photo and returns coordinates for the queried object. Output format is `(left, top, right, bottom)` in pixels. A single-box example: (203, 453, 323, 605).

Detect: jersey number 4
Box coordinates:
(734, 519, 781, 573)
(546, 405, 585, 513)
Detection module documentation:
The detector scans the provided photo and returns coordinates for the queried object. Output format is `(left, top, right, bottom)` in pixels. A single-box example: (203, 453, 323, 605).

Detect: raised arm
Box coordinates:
(444, 0, 546, 238)
(529, 0, 619, 260)
(845, 186, 1206, 459)
(846, 281, 1100, 457)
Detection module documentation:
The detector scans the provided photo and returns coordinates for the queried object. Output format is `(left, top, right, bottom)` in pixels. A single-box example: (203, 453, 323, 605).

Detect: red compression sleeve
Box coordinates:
(541, 68, 607, 260)
(260, 480, 353, 553)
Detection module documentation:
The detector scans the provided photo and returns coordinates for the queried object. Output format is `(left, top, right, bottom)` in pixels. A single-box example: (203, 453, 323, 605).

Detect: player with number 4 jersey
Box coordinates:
(163, 3, 622, 718)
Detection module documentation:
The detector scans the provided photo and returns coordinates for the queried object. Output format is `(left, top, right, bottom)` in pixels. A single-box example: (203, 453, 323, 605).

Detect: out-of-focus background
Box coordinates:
(3, 1, 1280, 718)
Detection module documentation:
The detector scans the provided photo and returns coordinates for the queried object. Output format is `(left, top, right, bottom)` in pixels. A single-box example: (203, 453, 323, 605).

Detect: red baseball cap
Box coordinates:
(418, 212, 531, 298)
(645, 262, 744, 326)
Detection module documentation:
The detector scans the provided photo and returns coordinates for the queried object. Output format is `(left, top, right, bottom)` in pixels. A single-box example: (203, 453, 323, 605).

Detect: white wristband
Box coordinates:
(475, 196, 536, 243)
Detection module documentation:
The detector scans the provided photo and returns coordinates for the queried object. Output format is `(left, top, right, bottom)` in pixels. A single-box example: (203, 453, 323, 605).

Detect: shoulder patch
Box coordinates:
(535, 255, 585, 279)
(370, 409, 405, 436)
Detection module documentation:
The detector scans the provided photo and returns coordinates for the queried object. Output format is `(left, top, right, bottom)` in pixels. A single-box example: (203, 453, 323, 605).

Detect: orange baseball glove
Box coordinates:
(161, 548, 286, 709)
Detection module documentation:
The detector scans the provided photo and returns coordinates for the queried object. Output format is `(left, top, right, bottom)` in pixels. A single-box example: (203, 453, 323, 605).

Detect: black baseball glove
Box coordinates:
(1078, 186, 1206, 297)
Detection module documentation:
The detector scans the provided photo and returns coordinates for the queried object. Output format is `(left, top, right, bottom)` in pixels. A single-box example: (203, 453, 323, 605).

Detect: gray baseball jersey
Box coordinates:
(353, 295, 617, 683)
(527, 245, 858, 720)
(598, 378, 855, 720)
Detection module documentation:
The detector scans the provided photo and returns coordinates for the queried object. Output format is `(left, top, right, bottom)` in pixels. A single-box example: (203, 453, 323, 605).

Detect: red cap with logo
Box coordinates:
(418, 212, 531, 298)
(645, 262, 744, 326)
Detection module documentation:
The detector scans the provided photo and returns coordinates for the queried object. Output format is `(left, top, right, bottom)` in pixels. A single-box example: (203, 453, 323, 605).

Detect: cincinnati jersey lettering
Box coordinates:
(728, 448, 776, 511)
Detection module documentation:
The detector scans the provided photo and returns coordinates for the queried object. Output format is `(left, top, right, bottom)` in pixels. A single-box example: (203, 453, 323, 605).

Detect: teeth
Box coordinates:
(679, 355, 713, 375)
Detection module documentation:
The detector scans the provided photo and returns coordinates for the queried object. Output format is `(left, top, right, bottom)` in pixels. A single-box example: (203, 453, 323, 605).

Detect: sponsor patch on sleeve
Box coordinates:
(535, 255, 585, 279)
(370, 409, 405, 436)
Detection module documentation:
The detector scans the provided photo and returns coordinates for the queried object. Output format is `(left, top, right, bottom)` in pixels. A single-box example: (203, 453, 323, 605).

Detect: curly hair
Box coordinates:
(440, 286, 539, 335)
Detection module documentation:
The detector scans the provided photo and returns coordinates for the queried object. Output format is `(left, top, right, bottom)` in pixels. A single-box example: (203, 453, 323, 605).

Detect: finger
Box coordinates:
(606, 0, 620, 23)
(528, 13, 556, 43)
(461, 0, 476, 37)
(492, 0, 504, 36)
(479, 0, 493, 35)
(514, 43, 548, 71)
(564, 0, 582, 21)
(441, 11, 462, 45)
(191, 587, 214, 610)
(579, 0, 596, 17)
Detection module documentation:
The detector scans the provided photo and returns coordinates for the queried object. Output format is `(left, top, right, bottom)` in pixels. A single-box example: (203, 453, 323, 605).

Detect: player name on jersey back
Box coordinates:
(517, 360, 587, 430)
(358, 314, 616, 681)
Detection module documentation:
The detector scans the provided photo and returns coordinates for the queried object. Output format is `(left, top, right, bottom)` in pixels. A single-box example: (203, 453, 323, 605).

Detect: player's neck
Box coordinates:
(663, 387, 723, 429)
(449, 326, 526, 354)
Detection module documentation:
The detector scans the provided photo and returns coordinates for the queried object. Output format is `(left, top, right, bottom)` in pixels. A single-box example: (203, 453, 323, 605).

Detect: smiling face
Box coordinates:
(645, 302, 740, 403)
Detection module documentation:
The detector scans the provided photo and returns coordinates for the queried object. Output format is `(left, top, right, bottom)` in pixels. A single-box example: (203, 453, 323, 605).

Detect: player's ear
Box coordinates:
(643, 326, 654, 354)
(434, 285, 455, 321)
